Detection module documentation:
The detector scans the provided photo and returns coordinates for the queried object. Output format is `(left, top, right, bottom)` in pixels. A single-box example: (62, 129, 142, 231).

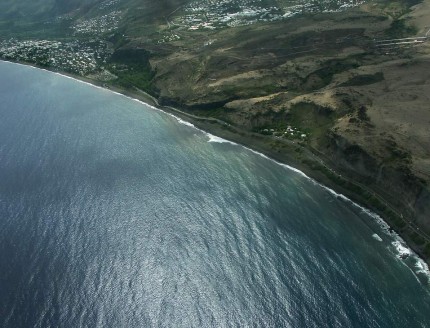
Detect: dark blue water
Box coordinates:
(0, 61, 429, 327)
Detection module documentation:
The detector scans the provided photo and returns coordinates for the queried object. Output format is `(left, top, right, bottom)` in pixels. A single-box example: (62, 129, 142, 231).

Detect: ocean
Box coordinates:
(0, 60, 429, 327)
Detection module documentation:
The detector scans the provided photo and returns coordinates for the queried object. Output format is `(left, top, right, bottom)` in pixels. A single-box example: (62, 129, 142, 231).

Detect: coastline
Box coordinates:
(2, 59, 429, 280)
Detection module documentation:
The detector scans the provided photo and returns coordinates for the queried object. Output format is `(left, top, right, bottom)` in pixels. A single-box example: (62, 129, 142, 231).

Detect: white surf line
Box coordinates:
(4, 60, 429, 282)
(4, 62, 309, 177)
(200, 121, 430, 282)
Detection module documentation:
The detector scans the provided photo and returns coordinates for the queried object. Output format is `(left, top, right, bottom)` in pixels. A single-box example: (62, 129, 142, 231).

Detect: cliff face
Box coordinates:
(325, 129, 430, 256)
(415, 189, 430, 229)
(327, 132, 427, 215)
(324, 53, 430, 233)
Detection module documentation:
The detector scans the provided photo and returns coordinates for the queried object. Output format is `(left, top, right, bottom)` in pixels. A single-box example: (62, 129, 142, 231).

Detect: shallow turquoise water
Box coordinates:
(0, 61, 429, 327)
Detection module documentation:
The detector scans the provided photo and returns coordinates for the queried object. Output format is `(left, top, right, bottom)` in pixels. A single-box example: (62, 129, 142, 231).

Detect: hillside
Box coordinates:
(1, 0, 430, 262)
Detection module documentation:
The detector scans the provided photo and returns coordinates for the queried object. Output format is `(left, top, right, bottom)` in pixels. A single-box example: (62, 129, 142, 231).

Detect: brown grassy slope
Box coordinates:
(111, 2, 430, 258)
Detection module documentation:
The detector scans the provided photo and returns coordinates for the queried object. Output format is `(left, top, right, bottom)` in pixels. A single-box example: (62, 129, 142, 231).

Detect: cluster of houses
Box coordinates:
(157, 33, 182, 44)
(155, 0, 366, 43)
(261, 126, 307, 140)
(168, 0, 365, 32)
(175, 0, 284, 31)
(282, 0, 366, 17)
(0, 39, 111, 76)
(72, 10, 122, 35)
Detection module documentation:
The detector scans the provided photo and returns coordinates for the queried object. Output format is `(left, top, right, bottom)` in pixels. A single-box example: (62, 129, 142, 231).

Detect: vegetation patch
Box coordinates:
(304, 58, 360, 90)
(385, 19, 417, 38)
(285, 102, 336, 143)
(383, 139, 412, 165)
(357, 105, 370, 121)
(410, 232, 426, 245)
(109, 48, 155, 92)
(340, 72, 384, 87)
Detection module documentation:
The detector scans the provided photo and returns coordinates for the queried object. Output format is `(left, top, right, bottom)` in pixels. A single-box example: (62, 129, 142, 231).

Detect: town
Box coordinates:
(170, 0, 365, 31)
(72, 10, 123, 36)
(156, 0, 365, 43)
(0, 39, 112, 75)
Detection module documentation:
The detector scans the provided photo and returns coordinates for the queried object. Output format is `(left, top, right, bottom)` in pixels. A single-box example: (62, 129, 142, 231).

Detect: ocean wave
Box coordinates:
(175, 117, 195, 128)
(372, 233, 383, 242)
(392, 241, 412, 258)
(207, 134, 237, 145)
(416, 259, 430, 276)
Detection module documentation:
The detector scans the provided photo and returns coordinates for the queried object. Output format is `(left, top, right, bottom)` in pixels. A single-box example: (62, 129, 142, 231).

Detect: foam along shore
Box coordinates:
(3, 59, 429, 284)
